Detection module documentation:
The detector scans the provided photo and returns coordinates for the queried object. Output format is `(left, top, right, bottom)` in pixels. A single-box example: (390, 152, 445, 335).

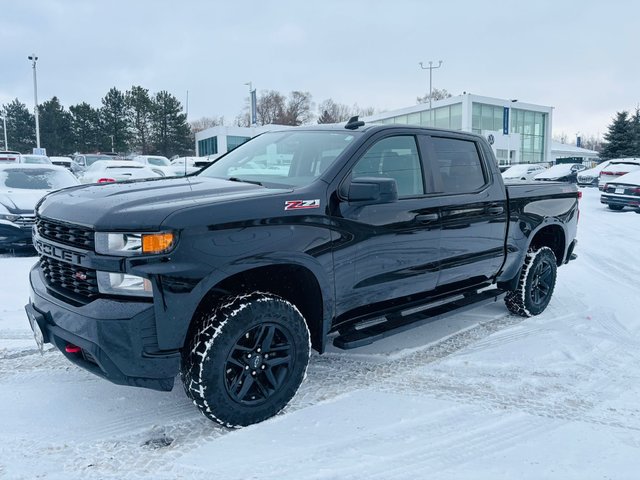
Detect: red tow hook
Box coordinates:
(65, 344, 82, 353)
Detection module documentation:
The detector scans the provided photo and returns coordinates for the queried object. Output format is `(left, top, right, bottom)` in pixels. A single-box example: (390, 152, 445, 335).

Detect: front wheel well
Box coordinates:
(190, 265, 324, 352)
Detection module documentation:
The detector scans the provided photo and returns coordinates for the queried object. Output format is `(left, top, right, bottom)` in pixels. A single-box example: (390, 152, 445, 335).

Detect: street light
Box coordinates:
(419, 60, 443, 126)
(28, 54, 41, 149)
(0, 115, 7, 151)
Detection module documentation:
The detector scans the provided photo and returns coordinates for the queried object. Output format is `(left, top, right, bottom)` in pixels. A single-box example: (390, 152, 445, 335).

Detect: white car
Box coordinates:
(598, 158, 640, 190)
(131, 155, 174, 177)
(78, 160, 163, 184)
(169, 156, 212, 176)
(577, 160, 612, 187)
(50, 156, 82, 174)
(501, 164, 548, 182)
(600, 170, 640, 212)
(534, 163, 586, 183)
(0, 164, 79, 248)
(18, 154, 52, 165)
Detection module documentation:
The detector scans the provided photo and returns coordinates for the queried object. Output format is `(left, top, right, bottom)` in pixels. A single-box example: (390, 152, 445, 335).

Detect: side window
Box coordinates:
(352, 136, 424, 197)
(431, 137, 486, 194)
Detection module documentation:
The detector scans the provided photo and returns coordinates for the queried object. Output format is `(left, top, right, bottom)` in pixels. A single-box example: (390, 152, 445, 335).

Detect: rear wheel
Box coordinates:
(505, 247, 557, 317)
(608, 204, 624, 211)
(181, 293, 310, 427)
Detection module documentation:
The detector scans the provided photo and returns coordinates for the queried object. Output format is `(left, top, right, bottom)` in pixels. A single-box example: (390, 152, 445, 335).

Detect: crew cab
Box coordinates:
(25, 121, 579, 427)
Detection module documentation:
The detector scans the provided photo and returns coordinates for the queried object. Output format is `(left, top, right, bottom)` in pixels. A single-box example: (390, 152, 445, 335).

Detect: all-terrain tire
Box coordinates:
(504, 247, 557, 317)
(181, 292, 310, 427)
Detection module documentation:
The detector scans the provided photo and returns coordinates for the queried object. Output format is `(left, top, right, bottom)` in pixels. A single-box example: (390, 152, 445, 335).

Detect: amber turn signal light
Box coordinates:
(142, 233, 175, 254)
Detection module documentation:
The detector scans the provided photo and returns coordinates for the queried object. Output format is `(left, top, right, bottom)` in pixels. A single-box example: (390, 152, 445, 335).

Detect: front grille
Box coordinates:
(40, 256, 99, 299)
(36, 217, 94, 250)
(15, 215, 36, 229)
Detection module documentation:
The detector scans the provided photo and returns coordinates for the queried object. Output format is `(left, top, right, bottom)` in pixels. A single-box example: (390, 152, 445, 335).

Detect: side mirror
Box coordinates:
(342, 176, 398, 204)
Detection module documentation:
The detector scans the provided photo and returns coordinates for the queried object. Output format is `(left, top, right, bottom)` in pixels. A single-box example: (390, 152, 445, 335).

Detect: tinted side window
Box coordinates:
(432, 137, 486, 194)
(352, 136, 424, 197)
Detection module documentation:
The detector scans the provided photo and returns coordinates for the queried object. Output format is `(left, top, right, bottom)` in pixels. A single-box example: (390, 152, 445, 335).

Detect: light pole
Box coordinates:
(28, 54, 41, 149)
(419, 60, 443, 126)
(0, 115, 7, 151)
(244, 81, 257, 127)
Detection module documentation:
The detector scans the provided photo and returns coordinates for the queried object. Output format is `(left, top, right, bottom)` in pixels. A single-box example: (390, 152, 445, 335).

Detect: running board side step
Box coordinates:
(333, 289, 506, 350)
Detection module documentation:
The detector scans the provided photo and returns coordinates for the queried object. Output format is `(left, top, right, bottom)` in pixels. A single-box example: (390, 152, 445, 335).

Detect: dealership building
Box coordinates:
(195, 93, 595, 166)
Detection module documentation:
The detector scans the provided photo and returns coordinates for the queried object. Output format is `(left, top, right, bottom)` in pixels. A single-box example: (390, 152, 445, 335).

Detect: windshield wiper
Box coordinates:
(227, 177, 263, 186)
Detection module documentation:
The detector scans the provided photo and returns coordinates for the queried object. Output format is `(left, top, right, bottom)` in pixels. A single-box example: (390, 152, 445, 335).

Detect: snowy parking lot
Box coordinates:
(1, 187, 640, 479)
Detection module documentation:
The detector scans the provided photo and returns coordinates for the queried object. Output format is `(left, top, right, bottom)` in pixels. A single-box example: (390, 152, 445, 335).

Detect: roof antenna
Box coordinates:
(345, 115, 365, 130)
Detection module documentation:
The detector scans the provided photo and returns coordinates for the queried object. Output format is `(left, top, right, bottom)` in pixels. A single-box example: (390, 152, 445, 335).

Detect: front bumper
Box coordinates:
(0, 221, 32, 247)
(600, 194, 640, 210)
(26, 264, 179, 391)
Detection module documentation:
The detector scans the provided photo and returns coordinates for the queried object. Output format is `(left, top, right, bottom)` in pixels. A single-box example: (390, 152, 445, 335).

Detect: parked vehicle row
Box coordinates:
(600, 170, 640, 213)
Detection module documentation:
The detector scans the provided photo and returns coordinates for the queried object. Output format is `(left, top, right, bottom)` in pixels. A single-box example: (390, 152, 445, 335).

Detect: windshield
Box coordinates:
(85, 155, 115, 166)
(199, 130, 357, 187)
(21, 155, 50, 164)
(147, 157, 170, 166)
(0, 168, 78, 190)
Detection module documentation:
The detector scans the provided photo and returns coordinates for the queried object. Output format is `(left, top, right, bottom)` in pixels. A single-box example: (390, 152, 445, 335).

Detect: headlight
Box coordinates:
(0, 213, 21, 223)
(96, 271, 153, 297)
(95, 232, 175, 255)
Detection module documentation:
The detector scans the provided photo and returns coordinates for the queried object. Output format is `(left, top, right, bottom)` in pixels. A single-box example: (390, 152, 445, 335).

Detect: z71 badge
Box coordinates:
(284, 199, 321, 211)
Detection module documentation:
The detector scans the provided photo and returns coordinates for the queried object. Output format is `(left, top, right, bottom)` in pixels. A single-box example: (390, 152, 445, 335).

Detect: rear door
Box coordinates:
(426, 135, 507, 289)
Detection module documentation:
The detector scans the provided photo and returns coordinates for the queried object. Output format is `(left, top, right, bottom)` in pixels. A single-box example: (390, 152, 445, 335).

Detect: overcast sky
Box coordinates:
(1, 0, 638, 140)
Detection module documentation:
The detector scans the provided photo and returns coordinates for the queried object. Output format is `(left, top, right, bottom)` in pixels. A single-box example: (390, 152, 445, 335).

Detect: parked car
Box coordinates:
(72, 154, 119, 168)
(534, 163, 586, 183)
(50, 156, 82, 174)
(78, 160, 163, 183)
(28, 123, 579, 427)
(169, 156, 212, 176)
(131, 155, 173, 177)
(0, 151, 21, 162)
(600, 170, 640, 212)
(501, 163, 548, 182)
(0, 164, 79, 249)
(598, 158, 640, 190)
(577, 160, 612, 187)
(18, 154, 53, 165)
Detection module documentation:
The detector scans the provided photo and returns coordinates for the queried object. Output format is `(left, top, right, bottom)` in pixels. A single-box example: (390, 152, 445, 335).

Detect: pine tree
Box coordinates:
(126, 86, 153, 154)
(1, 99, 35, 153)
(601, 111, 634, 159)
(100, 87, 131, 153)
(39, 97, 73, 155)
(69, 102, 102, 153)
(630, 108, 640, 157)
(149, 91, 191, 157)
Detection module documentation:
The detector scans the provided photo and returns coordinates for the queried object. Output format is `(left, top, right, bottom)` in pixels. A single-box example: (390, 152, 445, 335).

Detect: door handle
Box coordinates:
(487, 206, 504, 214)
(415, 213, 439, 222)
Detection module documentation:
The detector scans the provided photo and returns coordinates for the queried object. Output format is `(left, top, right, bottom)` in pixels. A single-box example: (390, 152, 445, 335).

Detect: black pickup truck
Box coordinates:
(25, 120, 579, 427)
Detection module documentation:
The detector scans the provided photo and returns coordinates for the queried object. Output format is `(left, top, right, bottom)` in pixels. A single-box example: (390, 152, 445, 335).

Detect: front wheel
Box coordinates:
(181, 293, 311, 427)
(608, 204, 624, 211)
(505, 247, 557, 317)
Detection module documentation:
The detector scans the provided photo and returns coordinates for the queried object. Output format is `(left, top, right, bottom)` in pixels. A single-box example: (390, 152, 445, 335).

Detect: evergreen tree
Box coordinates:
(630, 108, 640, 157)
(601, 111, 634, 159)
(69, 102, 102, 153)
(150, 91, 191, 157)
(39, 96, 73, 155)
(126, 85, 153, 154)
(317, 99, 352, 124)
(100, 87, 131, 153)
(1, 99, 35, 153)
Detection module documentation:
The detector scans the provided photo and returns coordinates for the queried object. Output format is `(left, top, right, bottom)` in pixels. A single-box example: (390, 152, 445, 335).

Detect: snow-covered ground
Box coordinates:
(1, 187, 640, 479)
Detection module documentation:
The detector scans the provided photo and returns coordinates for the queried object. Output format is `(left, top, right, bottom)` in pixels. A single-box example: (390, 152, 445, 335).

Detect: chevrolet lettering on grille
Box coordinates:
(34, 239, 87, 264)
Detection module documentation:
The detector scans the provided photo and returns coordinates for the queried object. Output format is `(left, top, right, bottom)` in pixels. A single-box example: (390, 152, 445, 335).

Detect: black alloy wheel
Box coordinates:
(505, 247, 557, 317)
(224, 323, 295, 406)
(529, 255, 554, 308)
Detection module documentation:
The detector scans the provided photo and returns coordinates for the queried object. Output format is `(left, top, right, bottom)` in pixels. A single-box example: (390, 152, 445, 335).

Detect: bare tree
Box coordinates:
(280, 91, 313, 126)
(417, 88, 452, 104)
(190, 116, 224, 133)
(553, 132, 569, 144)
(352, 103, 376, 117)
(256, 90, 286, 126)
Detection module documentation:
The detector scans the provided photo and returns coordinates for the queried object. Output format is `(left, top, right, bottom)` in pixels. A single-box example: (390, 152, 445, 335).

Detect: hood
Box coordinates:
(0, 189, 52, 214)
(37, 176, 291, 230)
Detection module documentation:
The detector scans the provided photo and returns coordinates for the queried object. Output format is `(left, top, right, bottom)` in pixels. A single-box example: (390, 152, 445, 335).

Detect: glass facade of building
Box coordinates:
(198, 137, 218, 156)
(227, 135, 251, 151)
(377, 104, 462, 130)
(511, 109, 546, 163)
(471, 103, 504, 134)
